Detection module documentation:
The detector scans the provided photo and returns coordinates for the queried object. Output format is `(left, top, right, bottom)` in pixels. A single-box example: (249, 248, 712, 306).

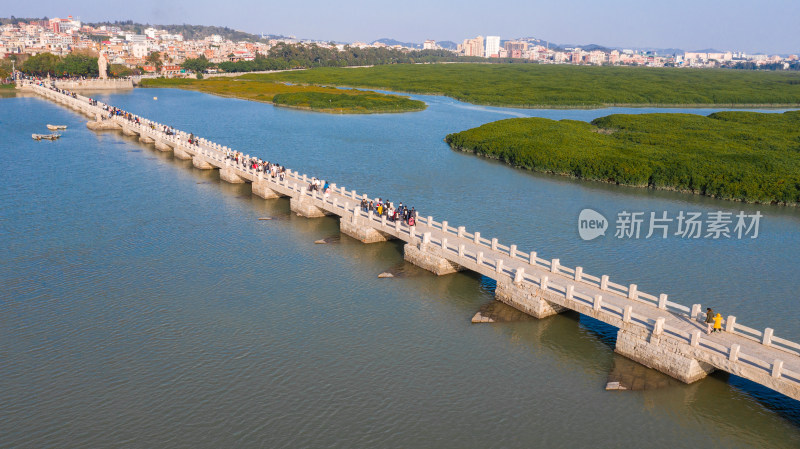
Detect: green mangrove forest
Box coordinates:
(245, 64, 800, 108)
(139, 77, 425, 114)
(445, 111, 800, 204)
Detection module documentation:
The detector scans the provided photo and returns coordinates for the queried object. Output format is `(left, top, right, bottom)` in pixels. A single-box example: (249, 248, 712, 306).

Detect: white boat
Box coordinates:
(47, 124, 67, 130)
(32, 133, 61, 141)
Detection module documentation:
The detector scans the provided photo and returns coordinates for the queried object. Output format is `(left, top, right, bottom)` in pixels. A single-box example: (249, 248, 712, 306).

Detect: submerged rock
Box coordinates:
(378, 272, 394, 278)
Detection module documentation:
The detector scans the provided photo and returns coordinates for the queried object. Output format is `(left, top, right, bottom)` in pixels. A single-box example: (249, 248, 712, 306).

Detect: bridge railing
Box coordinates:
(33, 82, 800, 374)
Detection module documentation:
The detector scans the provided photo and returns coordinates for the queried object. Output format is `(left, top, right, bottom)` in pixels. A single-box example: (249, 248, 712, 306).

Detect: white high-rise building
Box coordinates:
(485, 36, 500, 58)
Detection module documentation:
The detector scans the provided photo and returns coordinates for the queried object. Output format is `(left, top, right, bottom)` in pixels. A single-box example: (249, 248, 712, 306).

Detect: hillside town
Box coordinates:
(1, 16, 798, 77)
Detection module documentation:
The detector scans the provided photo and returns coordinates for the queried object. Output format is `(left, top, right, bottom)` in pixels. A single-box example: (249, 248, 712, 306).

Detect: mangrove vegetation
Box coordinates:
(245, 64, 800, 108)
(445, 111, 800, 204)
(138, 77, 426, 114)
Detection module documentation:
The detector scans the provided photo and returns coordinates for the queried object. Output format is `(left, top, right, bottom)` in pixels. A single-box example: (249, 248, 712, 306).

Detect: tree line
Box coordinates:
(181, 43, 485, 73)
(13, 52, 138, 77)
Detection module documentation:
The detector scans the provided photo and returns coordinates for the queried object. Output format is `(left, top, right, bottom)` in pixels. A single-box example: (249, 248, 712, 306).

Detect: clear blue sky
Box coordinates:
(9, 0, 800, 54)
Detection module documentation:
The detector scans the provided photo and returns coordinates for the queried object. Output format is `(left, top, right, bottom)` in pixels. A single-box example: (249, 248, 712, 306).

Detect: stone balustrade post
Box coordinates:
(477, 252, 483, 265)
(474, 232, 481, 244)
(458, 226, 465, 238)
(658, 294, 668, 310)
(763, 328, 774, 346)
(629, 284, 638, 300)
(368, 210, 374, 221)
(427, 216, 433, 226)
(395, 220, 401, 233)
(600, 275, 609, 290)
(422, 232, 431, 245)
(551, 259, 559, 273)
(729, 344, 740, 362)
(566, 284, 574, 299)
(381, 215, 387, 227)
(574, 266, 582, 281)
(410, 226, 416, 238)
(541, 275, 549, 291)
(509, 244, 517, 258)
(726, 315, 736, 333)
(653, 317, 665, 336)
(772, 360, 784, 378)
(593, 295, 603, 312)
(441, 221, 448, 233)
(691, 304, 701, 321)
(441, 237, 448, 250)
(690, 330, 701, 347)
(514, 267, 524, 283)
(529, 251, 537, 266)
(495, 259, 503, 273)
(623, 305, 632, 323)
(458, 244, 465, 258)
(491, 238, 498, 250)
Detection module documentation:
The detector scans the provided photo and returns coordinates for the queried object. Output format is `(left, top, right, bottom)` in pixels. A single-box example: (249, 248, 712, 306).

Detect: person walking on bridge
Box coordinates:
(705, 308, 714, 334)
(713, 313, 723, 333)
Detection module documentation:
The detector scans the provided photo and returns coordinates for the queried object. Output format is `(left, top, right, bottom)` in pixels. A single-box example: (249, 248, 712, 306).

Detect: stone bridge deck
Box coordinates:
(23, 81, 800, 402)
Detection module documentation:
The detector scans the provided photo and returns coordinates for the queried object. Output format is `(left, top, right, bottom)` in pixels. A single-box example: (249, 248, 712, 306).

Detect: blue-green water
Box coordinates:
(1, 89, 798, 448)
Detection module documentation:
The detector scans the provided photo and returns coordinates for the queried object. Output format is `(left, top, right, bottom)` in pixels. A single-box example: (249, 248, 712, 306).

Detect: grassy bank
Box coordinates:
(242, 64, 800, 108)
(138, 77, 426, 113)
(445, 111, 800, 204)
(0, 83, 15, 89)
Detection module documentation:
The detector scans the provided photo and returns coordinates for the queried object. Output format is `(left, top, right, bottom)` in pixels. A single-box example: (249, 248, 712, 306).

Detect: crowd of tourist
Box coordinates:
(37, 81, 419, 226)
(226, 150, 287, 181)
(360, 197, 417, 225)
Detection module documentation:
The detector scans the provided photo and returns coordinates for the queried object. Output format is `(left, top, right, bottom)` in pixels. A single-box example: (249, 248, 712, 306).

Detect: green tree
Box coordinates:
(181, 55, 213, 73)
(59, 53, 99, 77)
(109, 64, 135, 77)
(21, 52, 61, 76)
(146, 51, 163, 71)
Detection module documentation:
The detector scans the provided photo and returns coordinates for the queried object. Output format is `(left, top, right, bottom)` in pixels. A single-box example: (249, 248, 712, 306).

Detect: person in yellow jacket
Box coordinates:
(713, 313, 723, 333)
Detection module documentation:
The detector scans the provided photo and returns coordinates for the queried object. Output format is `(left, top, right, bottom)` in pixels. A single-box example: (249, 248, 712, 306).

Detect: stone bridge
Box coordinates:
(21, 81, 800, 402)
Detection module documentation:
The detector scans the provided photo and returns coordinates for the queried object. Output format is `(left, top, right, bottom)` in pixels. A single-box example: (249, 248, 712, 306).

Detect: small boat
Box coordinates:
(47, 124, 67, 130)
(32, 133, 61, 141)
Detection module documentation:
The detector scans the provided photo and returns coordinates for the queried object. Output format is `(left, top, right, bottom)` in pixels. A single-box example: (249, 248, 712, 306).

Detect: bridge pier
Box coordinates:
(220, 167, 245, 184)
(404, 242, 464, 275)
(192, 156, 215, 170)
(494, 279, 567, 319)
(615, 327, 716, 384)
(173, 146, 193, 160)
(121, 126, 138, 136)
(154, 140, 172, 152)
(252, 181, 282, 199)
(290, 196, 330, 218)
(86, 120, 121, 131)
(139, 135, 155, 144)
(340, 214, 395, 243)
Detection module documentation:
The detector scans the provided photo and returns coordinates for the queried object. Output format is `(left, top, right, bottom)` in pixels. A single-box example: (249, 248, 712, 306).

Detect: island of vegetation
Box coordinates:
(445, 111, 800, 204)
(138, 77, 426, 114)
(243, 64, 800, 108)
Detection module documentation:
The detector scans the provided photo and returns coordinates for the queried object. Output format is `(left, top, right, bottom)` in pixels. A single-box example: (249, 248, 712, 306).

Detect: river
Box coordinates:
(1, 87, 798, 448)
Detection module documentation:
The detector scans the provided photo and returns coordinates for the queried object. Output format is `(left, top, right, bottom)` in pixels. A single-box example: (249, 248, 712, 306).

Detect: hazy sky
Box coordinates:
(8, 0, 800, 54)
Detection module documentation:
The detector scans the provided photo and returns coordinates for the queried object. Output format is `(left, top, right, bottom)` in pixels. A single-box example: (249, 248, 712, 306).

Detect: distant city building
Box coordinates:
(458, 36, 484, 57)
(423, 39, 436, 50)
(504, 40, 528, 53)
(485, 35, 500, 58)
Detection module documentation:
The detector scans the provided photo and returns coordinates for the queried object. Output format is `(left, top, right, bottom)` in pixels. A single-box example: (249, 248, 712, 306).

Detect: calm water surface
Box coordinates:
(1, 88, 799, 448)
